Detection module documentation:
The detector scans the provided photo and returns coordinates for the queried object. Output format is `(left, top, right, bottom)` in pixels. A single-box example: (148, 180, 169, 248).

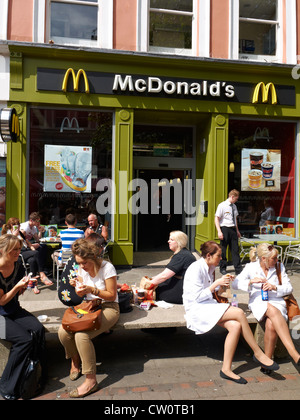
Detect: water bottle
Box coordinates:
(231, 294, 238, 307)
(261, 285, 269, 301)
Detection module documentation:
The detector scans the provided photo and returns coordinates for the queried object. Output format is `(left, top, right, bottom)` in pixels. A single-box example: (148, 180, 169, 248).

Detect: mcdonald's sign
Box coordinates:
(62, 68, 90, 93)
(252, 82, 277, 105)
(0, 108, 19, 142)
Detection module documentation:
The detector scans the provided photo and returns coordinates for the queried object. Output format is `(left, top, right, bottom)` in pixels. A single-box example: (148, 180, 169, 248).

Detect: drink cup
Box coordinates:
(261, 163, 274, 179)
(248, 169, 262, 189)
(250, 152, 264, 170)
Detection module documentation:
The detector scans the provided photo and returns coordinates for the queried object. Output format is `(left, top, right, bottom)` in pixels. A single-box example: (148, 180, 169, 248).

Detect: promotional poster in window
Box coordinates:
(44, 145, 92, 193)
(241, 148, 281, 192)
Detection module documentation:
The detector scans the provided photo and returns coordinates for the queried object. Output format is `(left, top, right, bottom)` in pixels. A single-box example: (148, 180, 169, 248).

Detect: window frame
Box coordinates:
(44, 0, 113, 49)
(137, 0, 210, 57)
(230, 0, 297, 64)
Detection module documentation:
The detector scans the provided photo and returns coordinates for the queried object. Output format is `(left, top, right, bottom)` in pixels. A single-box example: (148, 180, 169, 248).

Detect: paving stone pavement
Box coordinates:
(2, 255, 300, 404)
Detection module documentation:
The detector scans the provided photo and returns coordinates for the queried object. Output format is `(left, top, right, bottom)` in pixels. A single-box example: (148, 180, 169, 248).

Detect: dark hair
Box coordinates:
(65, 213, 77, 225)
(200, 241, 221, 258)
(85, 232, 106, 248)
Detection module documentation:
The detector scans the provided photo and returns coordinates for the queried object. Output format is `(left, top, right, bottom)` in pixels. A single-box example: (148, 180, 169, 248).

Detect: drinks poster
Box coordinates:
(241, 148, 281, 192)
(44, 145, 92, 193)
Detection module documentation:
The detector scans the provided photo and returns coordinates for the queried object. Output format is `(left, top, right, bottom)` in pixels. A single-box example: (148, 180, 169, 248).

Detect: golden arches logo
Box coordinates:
(252, 82, 277, 105)
(62, 68, 90, 93)
(12, 113, 20, 138)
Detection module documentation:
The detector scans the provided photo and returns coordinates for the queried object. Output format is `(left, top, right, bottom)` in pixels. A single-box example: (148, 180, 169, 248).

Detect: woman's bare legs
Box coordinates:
(265, 304, 300, 363)
(218, 319, 242, 380)
(264, 317, 278, 359)
(219, 306, 277, 368)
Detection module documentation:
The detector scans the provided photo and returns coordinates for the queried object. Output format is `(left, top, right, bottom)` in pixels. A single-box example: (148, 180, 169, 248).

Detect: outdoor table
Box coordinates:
(252, 234, 300, 245)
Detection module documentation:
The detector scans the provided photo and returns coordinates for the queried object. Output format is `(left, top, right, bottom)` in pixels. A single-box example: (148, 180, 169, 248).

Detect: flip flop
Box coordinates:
(41, 277, 53, 286)
(33, 286, 40, 294)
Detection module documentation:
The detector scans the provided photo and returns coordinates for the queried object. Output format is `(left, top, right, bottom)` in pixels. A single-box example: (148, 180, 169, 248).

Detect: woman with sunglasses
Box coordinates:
(58, 237, 119, 398)
(183, 241, 279, 385)
(0, 234, 46, 400)
(233, 243, 300, 371)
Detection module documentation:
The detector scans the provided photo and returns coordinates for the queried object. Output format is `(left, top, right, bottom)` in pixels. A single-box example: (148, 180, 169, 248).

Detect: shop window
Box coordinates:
(238, 0, 280, 61)
(133, 125, 193, 158)
(47, 0, 113, 48)
(29, 109, 112, 231)
(148, 0, 196, 55)
(228, 120, 296, 238)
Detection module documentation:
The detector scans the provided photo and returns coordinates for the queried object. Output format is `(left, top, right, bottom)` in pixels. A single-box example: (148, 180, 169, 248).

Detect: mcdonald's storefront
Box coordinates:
(4, 42, 300, 266)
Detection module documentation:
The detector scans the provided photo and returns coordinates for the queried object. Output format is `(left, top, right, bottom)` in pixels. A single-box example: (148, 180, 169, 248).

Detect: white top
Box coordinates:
(20, 221, 38, 241)
(77, 260, 118, 303)
(215, 199, 238, 228)
(232, 261, 292, 321)
(183, 258, 229, 334)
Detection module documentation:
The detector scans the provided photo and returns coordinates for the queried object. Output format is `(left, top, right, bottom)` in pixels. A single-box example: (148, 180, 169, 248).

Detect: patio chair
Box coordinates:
(53, 249, 73, 289)
(239, 237, 255, 263)
(282, 242, 300, 272)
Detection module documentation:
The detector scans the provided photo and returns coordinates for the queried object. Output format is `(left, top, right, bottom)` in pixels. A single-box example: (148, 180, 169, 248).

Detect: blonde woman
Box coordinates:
(58, 238, 119, 398)
(183, 241, 279, 385)
(147, 231, 196, 304)
(0, 234, 45, 400)
(233, 243, 300, 371)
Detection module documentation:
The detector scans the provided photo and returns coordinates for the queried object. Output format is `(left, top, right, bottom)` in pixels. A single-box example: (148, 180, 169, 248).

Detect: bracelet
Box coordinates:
(93, 287, 100, 297)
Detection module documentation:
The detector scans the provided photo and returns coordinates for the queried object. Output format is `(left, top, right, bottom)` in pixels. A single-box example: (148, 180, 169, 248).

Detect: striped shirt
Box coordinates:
(58, 228, 84, 263)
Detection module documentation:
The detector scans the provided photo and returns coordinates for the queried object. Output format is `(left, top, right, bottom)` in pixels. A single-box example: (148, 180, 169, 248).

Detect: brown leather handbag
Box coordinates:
(62, 299, 102, 332)
(276, 263, 300, 321)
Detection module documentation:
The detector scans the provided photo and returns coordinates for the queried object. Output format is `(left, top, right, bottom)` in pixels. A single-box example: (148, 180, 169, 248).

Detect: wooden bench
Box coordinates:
(0, 298, 288, 377)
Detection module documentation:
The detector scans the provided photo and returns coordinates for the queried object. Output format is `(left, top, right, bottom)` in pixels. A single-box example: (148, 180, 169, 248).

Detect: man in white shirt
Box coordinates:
(215, 190, 242, 275)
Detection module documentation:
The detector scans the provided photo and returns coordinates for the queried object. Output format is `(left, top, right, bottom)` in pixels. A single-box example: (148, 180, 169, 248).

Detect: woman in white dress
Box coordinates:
(232, 243, 300, 371)
(183, 241, 279, 384)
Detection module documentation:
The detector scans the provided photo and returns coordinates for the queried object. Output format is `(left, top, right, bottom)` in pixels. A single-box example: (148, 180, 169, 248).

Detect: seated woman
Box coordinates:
(0, 234, 46, 400)
(183, 240, 279, 385)
(58, 233, 106, 307)
(2, 218, 40, 294)
(147, 231, 196, 304)
(58, 238, 120, 398)
(232, 243, 300, 372)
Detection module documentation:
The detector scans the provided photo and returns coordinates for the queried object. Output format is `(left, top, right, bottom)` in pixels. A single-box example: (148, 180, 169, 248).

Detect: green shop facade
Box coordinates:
(4, 42, 300, 266)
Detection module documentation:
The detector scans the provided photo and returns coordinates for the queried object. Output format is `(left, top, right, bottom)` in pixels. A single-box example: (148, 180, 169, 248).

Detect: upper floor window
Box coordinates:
(148, 0, 197, 55)
(47, 0, 113, 48)
(239, 0, 280, 61)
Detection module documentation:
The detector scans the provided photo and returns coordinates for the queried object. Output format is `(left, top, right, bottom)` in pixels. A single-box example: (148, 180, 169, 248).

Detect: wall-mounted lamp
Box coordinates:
(229, 162, 235, 172)
(0, 108, 19, 142)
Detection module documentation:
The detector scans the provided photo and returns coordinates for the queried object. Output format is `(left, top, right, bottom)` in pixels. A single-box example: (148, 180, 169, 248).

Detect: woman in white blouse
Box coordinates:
(183, 241, 279, 385)
(58, 238, 120, 398)
(232, 243, 300, 371)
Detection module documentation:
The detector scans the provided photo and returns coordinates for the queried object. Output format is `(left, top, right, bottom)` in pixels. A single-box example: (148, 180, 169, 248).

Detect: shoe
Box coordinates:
(220, 370, 247, 385)
(69, 383, 99, 398)
(70, 370, 81, 381)
(253, 355, 279, 371)
(260, 367, 272, 375)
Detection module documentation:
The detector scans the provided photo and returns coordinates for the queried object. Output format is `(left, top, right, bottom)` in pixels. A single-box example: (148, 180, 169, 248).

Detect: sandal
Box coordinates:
(33, 286, 40, 294)
(41, 277, 53, 286)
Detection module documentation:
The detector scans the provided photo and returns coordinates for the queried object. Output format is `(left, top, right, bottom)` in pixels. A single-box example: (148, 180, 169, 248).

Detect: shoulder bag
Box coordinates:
(62, 299, 102, 332)
(276, 263, 300, 320)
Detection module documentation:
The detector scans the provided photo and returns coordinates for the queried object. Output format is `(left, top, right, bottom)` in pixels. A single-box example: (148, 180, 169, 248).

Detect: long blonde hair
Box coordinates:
(0, 234, 23, 257)
(249, 243, 278, 262)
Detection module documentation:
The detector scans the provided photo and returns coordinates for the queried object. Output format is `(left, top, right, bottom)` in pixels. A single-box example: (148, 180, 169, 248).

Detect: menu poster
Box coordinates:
(44, 145, 92, 193)
(241, 148, 281, 192)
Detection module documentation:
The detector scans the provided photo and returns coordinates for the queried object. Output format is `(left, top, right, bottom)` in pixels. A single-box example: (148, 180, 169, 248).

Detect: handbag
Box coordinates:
(62, 299, 102, 332)
(276, 263, 300, 320)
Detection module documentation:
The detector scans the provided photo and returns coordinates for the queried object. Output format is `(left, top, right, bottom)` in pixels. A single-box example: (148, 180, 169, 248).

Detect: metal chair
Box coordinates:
(282, 242, 300, 272)
(239, 237, 256, 263)
(53, 249, 73, 290)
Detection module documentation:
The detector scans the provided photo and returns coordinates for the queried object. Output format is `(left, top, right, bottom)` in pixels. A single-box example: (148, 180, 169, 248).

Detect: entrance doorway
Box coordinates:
(133, 169, 192, 251)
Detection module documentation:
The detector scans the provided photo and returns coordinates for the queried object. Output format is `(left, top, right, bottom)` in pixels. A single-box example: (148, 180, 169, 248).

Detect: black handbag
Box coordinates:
(19, 331, 43, 400)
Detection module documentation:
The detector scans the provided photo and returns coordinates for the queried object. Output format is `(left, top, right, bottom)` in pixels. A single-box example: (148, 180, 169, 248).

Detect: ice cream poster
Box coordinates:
(241, 148, 281, 192)
(44, 145, 92, 193)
